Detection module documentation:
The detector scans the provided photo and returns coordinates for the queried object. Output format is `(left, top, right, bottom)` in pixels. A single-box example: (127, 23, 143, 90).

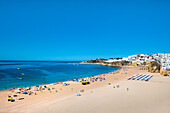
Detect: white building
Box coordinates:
(105, 59, 123, 63)
(122, 57, 129, 61)
(104, 53, 170, 68)
(161, 53, 170, 70)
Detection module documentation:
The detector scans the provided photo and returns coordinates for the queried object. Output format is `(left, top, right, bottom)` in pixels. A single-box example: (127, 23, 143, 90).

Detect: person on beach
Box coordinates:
(17, 93, 19, 99)
(127, 88, 129, 91)
(28, 92, 31, 95)
(8, 94, 11, 97)
(80, 89, 84, 92)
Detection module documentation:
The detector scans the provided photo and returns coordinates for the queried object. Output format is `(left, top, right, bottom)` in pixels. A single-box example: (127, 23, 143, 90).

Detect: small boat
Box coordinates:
(17, 77, 23, 80)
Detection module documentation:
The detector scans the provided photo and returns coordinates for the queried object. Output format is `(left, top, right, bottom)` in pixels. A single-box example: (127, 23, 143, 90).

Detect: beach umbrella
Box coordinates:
(8, 97, 12, 101)
(23, 91, 27, 94)
(76, 93, 81, 96)
(62, 84, 66, 86)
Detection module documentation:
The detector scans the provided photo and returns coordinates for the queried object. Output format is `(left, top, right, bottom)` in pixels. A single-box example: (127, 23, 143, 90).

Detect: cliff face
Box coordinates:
(80, 61, 88, 63)
(160, 65, 170, 75)
(80, 58, 106, 64)
(103, 61, 130, 67)
(148, 61, 161, 73)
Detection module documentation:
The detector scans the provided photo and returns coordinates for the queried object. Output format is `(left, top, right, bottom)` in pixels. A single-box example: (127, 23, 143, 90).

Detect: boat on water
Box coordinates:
(17, 77, 23, 80)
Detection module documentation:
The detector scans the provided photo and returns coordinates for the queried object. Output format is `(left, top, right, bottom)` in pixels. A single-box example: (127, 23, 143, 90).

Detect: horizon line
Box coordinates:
(0, 60, 82, 62)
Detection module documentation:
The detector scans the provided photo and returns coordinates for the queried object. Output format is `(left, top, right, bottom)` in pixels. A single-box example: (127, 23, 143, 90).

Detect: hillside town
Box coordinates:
(81, 53, 170, 76)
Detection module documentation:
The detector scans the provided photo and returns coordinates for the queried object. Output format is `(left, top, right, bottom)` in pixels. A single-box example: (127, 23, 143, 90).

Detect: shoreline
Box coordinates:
(1, 66, 169, 113)
(79, 62, 103, 64)
(0, 66, 121, 92)
(0, 66, 129, 103)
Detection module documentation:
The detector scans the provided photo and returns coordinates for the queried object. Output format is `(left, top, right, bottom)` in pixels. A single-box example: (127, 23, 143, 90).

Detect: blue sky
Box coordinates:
(0, 0, 170, 61)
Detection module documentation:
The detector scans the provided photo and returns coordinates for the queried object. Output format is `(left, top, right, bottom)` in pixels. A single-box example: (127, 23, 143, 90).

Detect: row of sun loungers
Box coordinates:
(128, 74, 153, 81)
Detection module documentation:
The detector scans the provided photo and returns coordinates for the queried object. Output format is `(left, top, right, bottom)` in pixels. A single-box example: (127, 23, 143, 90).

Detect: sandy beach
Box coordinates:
(0, 66, 170, 113)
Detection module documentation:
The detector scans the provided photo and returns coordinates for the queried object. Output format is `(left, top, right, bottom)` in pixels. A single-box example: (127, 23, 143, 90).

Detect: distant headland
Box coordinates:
(81, 53, 170, 76)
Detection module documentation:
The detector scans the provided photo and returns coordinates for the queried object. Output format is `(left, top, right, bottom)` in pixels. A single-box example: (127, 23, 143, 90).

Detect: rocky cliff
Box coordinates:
(148, 61, 161, 73)
(80, 58, 106, 64)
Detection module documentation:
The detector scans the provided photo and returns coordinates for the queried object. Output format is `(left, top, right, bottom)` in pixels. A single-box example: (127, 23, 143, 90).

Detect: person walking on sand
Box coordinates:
(127, 88, 129, 91)
(17, 93, 19, 99)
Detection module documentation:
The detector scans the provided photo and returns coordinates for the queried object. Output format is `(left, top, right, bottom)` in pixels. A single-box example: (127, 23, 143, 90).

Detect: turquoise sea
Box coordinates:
(0, 61, 119, 90)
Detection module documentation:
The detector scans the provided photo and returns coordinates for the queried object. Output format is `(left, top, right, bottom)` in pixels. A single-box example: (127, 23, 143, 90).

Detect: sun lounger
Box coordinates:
(132, 76, 136, 80)
(13, 94, 17, 97)
(138, 75, 145, 80)
(141, 75, 146, 79)
(128, 74, 139, 80)
(136, 75, 142, 79)
(145, 75, 152, 81)
(132, 74, 139, 80)
(19, 97, 24, 100)
(127, 77, 132, 80)
(141, 78, 145, 81)
(141, 75, 147, 81)
(11, 99, 15, 102)
(137, 77, 141, 80)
